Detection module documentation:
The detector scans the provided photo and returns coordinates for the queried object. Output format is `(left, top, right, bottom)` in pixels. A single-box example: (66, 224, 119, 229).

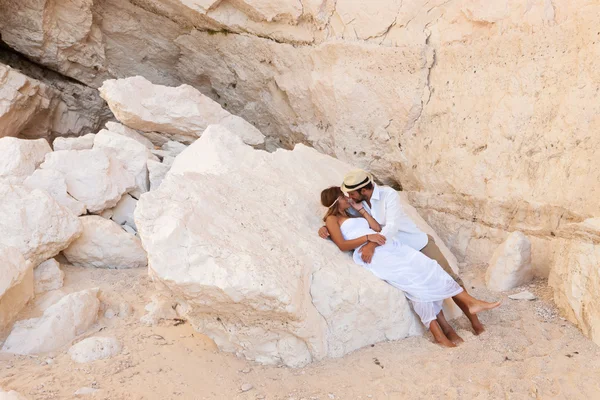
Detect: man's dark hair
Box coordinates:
(360, 182, 374, 192)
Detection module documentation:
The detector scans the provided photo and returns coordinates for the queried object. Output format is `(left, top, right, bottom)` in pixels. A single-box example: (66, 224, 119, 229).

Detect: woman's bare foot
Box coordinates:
(468, 299, 502, 315)
(446, 330, 464, 344)
(471, 320, 485, 335)
(430, 320, 457, 348)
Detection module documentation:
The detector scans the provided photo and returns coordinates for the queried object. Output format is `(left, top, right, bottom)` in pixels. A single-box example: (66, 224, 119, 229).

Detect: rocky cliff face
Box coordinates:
(1, 0, 598, 344)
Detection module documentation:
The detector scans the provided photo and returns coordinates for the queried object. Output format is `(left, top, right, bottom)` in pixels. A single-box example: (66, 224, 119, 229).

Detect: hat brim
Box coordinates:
(341, 174, 373, 193)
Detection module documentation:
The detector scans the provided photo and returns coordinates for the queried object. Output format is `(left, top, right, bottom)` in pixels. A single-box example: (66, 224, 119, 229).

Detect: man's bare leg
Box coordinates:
(429, 319, 456, 348)
(420, 235, 485, 334)
(453, 291, 502, 315)
(436, 310, 463, 344)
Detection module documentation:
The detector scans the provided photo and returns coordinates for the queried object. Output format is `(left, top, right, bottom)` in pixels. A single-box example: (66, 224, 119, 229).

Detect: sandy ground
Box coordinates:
(1, 262, 600, 400)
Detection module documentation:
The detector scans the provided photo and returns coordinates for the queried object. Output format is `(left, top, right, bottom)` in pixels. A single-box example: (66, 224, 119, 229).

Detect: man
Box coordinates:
(318, 169, 485, 334)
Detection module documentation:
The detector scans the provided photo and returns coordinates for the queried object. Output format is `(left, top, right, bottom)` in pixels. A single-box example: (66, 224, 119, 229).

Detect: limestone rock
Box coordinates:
(549, 218, 600, 346)
(93, 129, 154, 197)
(24, 169, 87, 216)
(0, 64, 55, 139)
(105, 121, 154, 149)
(161, 141, 187, 157)
(486, 232, 533, 292)
(52, 134, 96, 151)
(0, 246, 34, 332)
(134, 126, 462, 367)
(98, 76, 265, 146)
(147, 159, 170, 191)
(63, 216, 147, 269)
(34, 259, 64, 294)
(0, 184, 82, 266)
(40, 148, 135, 213)
(140, 295, 178, 326)
(110, 193, 138, 230)
(0, 137, 51, 179)
(0, 388, 29, 400)
(68, 336, 122, 363)
(508, 291, 537, 301)
(2, 288, 100, 355)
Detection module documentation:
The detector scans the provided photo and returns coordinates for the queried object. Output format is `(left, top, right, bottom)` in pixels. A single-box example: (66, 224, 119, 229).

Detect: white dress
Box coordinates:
(340, 217, 463, 328)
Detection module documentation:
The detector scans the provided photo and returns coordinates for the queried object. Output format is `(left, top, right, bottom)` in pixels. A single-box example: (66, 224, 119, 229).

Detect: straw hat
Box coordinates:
(341, 169, 373, 193)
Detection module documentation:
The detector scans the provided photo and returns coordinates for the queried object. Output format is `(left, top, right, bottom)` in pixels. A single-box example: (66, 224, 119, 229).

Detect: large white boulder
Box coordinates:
(135, 125, 462, 367)
(0, 184, 82, 266)
(68, 336, 122, 363)
(40, 148, 135, 213)
(0, 137, 51, 179)
(33, 259, 64, 294)
(23, 169, 86, 216)
(93, 129, 154, 197)
(110, 193, 138, 230)
(485, 231, 533, 292)
(147, 159, 170, 191)
(2, 288, 100, 355)
(98, 76, 265, 146)
(0, 246, 34, 332)
(52, 133, 96, 151)
(63, 216, 147, 269)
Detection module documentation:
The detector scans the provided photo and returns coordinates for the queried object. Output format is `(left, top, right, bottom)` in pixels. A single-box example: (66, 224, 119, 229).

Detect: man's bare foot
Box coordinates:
(446, 330, 464, 344)
(468, 299, 502, 315)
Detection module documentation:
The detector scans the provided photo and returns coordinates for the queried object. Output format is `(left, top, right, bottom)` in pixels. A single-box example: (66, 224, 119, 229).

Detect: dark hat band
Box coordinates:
(344, 176, 371, 190)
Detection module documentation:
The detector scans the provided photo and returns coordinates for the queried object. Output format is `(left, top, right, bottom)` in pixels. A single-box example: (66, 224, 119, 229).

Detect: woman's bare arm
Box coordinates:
(356, 208, 382, 232)
(325, 216, 369, 251)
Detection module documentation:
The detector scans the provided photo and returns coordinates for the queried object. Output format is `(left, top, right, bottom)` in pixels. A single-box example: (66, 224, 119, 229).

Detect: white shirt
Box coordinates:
(351, 184, 428, 251)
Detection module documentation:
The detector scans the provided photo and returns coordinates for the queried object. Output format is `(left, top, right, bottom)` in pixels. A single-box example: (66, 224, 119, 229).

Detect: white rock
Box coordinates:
(34, 259, 64, 294)
(110, 194, 137, 229)
(118, 302, 132, 318)
(0, 388, 29, 400)
(24, 169, 86, 216)
(486, 232, 533, 292)
(0, 246, 33, 332)
(140, 295, 178, 326)
(98, 76, 265, 146)
(93, 129, 154, 197)
(508, 291, 537, 301)
(62, 216, 147, 269)
(40, 149, 135, 213)
(74, 387, 100, 396)
(68, 336, 122, 363)
(240, 383, 253, 392)
(147, 159, 170, 191)
(52, 134, 96, 151)
(34, 290, 67, 311)
(2, 288, 100, 354)
(161, 140, 187, 157)
(105, 121, 154, 149)
(0, 137, 51, 178)
(135, 127, 444, 367)
(0, 184, 82, 266)
(122, 224, 137, 235)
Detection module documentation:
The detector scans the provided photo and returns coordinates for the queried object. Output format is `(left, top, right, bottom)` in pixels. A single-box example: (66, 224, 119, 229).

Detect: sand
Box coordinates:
(1, 262, 599, 400)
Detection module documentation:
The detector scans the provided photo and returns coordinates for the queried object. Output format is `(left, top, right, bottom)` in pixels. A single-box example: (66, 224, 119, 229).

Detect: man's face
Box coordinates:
(347, 189, 366, 203)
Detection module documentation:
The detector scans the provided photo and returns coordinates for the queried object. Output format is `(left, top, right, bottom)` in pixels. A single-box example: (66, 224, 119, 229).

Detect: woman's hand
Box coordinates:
(367, 234, 386, 246)
(348, 198, 364, 211)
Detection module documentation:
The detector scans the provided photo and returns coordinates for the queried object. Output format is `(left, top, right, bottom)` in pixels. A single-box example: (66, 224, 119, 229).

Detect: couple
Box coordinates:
(319, 170, 500, 347)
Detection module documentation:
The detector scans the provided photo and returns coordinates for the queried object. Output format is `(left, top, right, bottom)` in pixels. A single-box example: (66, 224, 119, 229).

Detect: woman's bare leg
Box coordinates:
(429, 320, 456, 348)
(436, 311, 463, 344)
(453, 291, 501, 315)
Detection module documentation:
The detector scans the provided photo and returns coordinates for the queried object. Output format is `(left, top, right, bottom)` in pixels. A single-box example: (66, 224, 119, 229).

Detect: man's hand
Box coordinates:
(360, 242, 377, 263)
(318, 226, 330, 239)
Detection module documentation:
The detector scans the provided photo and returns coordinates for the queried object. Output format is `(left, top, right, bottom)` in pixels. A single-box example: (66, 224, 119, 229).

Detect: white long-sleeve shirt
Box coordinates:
(353, 184, 428, 251)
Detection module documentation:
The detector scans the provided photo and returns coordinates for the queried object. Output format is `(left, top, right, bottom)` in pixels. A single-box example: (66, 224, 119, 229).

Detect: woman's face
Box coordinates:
(337, 195, 351, 210)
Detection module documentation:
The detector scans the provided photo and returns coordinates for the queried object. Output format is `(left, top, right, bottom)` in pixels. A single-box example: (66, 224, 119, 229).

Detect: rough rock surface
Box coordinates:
(549, 218, 600, 346)
(104, 122, 154, 149)
(109, 194, 138, 230)
(485, 232, 533, 292)
(93, 129, 154, 197)
(33, 259, 64, 294)
(23, 169, 87, 216)
(99, 76, 265, 146)
(0, 246, 33, 332)
(136, 126, 463, 367)
(63, 216, 147, 269)
(147, 159, 171, 191)
(2, 288, 100, 355)
(0, 137, 51, 179)
(52, 134, 96, 151)
(0, 184, 82, 266)
(68, 336, 122, 363)
(40, 148, 135, 213)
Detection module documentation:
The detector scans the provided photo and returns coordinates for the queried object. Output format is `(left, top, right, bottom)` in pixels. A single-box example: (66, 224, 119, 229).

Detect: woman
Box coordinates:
(321, 186, 500, 347)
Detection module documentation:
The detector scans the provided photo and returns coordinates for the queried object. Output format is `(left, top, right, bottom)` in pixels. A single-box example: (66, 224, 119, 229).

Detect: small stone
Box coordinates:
(508, 291, 537, 301)
(74, 387, 100, 395)
(328, 394, 335, 399)
(104, 308, 116, 319)
(256, 395, 265, 400)
(241, 383, 253, 392)
(240, 367, 252, 374)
